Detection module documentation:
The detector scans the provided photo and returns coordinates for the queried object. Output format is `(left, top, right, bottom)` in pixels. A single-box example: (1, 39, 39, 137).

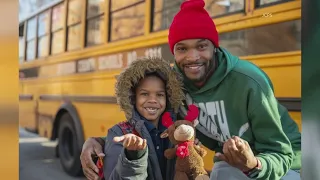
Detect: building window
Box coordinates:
(67, 0, 83, 51)
(110, 0, 145, 41)
(86, 0, 105, 46)
(51, 3, 65, 55)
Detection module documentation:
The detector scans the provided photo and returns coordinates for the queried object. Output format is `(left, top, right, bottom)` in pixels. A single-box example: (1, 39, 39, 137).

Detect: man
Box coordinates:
(80, 0, 301, 179)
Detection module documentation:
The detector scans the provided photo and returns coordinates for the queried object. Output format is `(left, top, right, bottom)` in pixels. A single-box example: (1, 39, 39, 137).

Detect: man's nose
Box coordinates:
(186, 49, 200, 62)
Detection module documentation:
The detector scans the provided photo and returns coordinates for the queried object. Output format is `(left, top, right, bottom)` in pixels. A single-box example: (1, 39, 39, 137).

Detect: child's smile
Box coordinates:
(145, 107, 159, 115)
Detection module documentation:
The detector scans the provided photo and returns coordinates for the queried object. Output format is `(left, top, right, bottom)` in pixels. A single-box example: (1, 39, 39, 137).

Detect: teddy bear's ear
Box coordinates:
(160, 129, 169, 138)
(185, 104, 199, 123)
(162, 112, 174, 128)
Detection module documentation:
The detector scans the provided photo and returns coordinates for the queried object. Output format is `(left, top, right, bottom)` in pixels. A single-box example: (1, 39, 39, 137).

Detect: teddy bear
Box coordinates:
(160, 104, 210, 180)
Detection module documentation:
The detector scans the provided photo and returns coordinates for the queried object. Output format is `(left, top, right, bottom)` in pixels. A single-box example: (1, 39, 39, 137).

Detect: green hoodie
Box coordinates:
(174, 48, 301, 180)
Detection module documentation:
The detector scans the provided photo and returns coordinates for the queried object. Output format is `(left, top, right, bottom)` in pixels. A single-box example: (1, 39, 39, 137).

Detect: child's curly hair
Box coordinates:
(115, 57, 185, 120)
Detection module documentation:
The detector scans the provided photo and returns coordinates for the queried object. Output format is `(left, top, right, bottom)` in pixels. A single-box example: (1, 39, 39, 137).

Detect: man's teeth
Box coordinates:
(186, 64, 202, 69)
(188, 66, 200, 69)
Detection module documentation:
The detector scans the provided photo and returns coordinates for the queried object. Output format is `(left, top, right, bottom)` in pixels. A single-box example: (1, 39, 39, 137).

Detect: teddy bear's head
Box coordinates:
(160, 104, 199, 145)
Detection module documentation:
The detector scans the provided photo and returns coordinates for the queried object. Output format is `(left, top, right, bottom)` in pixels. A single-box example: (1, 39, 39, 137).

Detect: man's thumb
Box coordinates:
(113, 136, 125, 142)
(93, 146, 104, 157)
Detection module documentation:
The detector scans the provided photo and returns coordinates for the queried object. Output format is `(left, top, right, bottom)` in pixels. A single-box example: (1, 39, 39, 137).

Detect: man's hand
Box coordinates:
(80, 137, 105, 180)
(113, 134, 147, 151)
(215, 136, 258, 172)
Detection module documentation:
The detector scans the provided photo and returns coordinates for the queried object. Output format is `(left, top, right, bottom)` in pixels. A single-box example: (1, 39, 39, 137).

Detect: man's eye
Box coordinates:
(177, 47, 186, 51)
(198, 44, 207, 49)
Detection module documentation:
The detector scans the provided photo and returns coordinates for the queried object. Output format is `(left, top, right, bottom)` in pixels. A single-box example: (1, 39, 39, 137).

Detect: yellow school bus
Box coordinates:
(19, 0, 301, 176)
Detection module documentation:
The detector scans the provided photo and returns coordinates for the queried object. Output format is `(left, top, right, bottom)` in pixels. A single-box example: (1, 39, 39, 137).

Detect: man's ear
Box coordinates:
(160, 129, 169, 138)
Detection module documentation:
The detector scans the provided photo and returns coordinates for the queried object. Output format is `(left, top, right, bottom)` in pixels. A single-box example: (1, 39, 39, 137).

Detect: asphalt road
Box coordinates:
(19, 128, 86, 180)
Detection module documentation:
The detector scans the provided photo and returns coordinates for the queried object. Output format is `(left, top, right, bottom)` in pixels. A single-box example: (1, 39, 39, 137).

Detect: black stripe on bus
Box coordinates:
(19, 94, 34, 101)
(39, 95, 117, 104)
(277, 98, 301, 111)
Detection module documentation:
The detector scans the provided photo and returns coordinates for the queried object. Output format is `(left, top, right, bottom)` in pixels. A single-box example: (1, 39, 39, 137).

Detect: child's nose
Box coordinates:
(147, 95, 157, 103)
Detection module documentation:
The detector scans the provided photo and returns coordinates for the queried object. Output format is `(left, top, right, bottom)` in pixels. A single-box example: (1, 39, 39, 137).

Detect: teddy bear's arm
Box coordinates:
(194, 145, 207, 157)
(164, 147, 177, 159)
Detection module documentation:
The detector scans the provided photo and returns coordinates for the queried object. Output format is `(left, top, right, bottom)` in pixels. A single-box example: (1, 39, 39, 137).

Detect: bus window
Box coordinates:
(51, 3, 65, 55)
(152, 0, 245, 32)
(68, 0, 83, 25)
(19, 23, 25, 63)
(219, 20, 301, 56)
(87, 16, 105, 46)
(67, 0, 83, 51)
(38, 36, 49, 58)
(51, 30, 64, 54)
(26, 17, 37, 61)
(110, 0, 145, 41)
(152, 0, 183, 32)
(204, 0, 244, 17)
(51, 3, 64, 32)
(111, 0, 143, 11)
(255, 0, 293, 7)
(86, 0, 105, 46)
(37, 10, 50, 57)
(68, 24, 82, 51)
(87, 0, 105, 18)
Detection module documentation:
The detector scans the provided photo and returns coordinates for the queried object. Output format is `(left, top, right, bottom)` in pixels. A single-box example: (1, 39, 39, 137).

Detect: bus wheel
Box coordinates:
(58, 113, 83, 176)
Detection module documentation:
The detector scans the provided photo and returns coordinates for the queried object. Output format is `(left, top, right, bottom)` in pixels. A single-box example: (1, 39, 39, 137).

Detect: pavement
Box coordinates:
(19, 127, 86, 180)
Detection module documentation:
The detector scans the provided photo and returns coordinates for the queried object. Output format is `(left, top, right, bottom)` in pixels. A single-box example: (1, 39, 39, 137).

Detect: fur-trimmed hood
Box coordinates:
(115, 57, 185, 121)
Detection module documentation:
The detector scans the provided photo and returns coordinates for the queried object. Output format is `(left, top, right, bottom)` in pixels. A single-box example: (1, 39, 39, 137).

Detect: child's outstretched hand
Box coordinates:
(113, 134, 147, 151)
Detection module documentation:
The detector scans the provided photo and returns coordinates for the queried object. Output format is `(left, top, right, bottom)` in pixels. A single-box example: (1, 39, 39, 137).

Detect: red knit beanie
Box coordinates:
(168, 0, 219, 54)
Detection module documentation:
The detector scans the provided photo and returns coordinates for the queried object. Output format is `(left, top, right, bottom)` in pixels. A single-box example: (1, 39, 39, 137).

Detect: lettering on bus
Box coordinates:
(144, 47, 162, 58)
(127, 51, 137, 66)
(98, 53, 124, 70)
(77, 58, 96, 73)
(57, 62, 76, 75)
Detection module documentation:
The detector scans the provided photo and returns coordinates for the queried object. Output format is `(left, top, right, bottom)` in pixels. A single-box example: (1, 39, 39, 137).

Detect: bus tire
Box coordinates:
(58, 113, 83, 176)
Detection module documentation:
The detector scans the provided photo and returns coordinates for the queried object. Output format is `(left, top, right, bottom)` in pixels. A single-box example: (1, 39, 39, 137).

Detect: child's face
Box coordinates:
(135, 75, 166, 122)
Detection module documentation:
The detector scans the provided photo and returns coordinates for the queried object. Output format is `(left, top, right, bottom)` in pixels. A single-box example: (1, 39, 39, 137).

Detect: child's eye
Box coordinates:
(141, 93, 148, 96)
(157, 93, 165, 97)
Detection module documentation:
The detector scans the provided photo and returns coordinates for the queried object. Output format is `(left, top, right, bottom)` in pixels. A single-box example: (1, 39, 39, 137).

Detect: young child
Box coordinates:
(102, 57, 185, 180)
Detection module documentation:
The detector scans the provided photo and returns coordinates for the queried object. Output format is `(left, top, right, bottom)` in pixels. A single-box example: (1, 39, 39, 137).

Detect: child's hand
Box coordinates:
(113, 134, 147, 151)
